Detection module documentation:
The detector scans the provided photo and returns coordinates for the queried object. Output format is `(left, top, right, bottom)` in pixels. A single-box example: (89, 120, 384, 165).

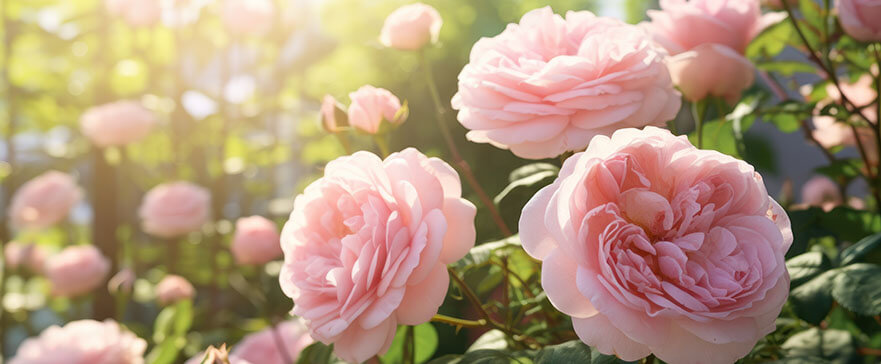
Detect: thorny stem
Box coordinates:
(419, 50, 512, 236)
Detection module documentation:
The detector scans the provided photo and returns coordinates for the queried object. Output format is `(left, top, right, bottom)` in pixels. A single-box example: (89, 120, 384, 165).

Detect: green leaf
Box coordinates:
(467, 330, 507, 352)
(831, 263, 881, 316)
(380, 323, 439, 364)
(781, 328, 859, 364)
(756, 61, 816, 76)
(146, 339, 181, 364)
(152, 300, 194, 343)
(839, 233, 881, 266)
(507, 163, 559, 183)
(495, 164, 558, 229)
(747, 21, 794, 58)
(688, 118, 752, 159)
(816, 159, 864, 182)
(787, 252, 832, 288)
(453, 235, 521, 272)
(789, 269, 837, 325)
(296, 342, 336, 364)
(533, 340, 592, 364)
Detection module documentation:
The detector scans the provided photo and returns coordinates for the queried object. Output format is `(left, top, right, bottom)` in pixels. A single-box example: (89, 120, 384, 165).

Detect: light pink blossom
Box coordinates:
(222, 0, 274, 34)
(80, 100, 157, 147)
(519, 127, 791, 364)
(279, 148, 476, 363)
(232, 216, 282, 265)
(156, 274, 195, 305)
(45, 245, 111, 297)
(451, 7, 681, 159)
(10, 319, 147, 364)
(3, 241, 48, 274)
(836, 0, 881, 42)
(347, 85, 404, 134)
(104, 0, 162, 27)
(139, 182, 211, 238)
(380, 3, 443, 50)
(9, 171, 81, 230)
(801, 176, 843, 211)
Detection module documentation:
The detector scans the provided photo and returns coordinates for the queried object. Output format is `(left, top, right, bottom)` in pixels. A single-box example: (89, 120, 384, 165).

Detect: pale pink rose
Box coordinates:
(801, 176, 843, 211)
(232, 216, 282, 265)
(451, 7, 681, 159)
(826, 74, 878, 112)
(380, 3, 443, 50)
(9, 171, 82, 230)
(139, 182, 211, 238)
(645, 0, 784, 102)
(156, 274, 195, 305)
(279, 148, 476, 363)
(10, 319, 147, 364)
(222, 0, 274, 34)
(45, 245, 111, 297)
(108, 268, 136, 295)
(519, 127, 791, 364)
(347, 85, 404, 134)
(80, 100, 157, 147)
(811, 74, 877, 154)
(837, 0, 881, 42)
(232, 320, 314, 364)
(104, 0, 161, 27)
(3, 241, 48, 274)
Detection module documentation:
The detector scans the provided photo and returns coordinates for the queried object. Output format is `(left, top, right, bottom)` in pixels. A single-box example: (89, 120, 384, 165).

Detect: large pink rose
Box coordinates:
(279, 148, 476, 363)
(222, 0, 274, 34)
(156, 274, 195, 306)
(451, 7, 681, 159)
(232, 216, 282, 265)
(9, 171, 81, 230)
(801, 176, 843, 211)
(139, 182, 211, 238)
(104, 0, 161, 27)
(347, 85, 404, 134)
(10, 319, 147, 364)
(519, 127, 791, 364)
(80, 100, 157, 147)
(645, 0, 784, 102)
(4, 241, 48, 274)
(837, 0, 881, 42)
(45, 245, 111, 297)
(380, 3, 443, 50)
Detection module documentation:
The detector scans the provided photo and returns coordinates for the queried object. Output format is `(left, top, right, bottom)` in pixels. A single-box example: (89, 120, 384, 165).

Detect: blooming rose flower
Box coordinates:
(184, 320, 312, 364)
(837, 0, 881, 42)
(10, 319, 147, 364)
(801, 176, 843, 211)
(347, 85, 404, 134)
(139, 182, 211, 238)
(380, 3, 443, 50)
(222, 0, 274, 34)
(80, 100, 157, 147)
(279, 148, 476, 363)
(4, 242, 48, 274)
(519, 127, 791, 363)
(645, 0, 784, 102)
(9, 171, 82, 230)
(232, 216, 282, 265)
(45, 245, 111, 297)
(156, 274, 195, 305)
(451, 7, 681, 159)
(105, 0, 162, 27)
(810, 75, 877, 159)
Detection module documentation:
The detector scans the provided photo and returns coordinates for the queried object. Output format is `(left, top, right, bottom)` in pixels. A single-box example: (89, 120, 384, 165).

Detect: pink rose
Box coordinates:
(801, 176, 843, 211)
(811, 74, 877, 152)
(222, 0, 274, 34)
(347, 85, 404, 134)
(156, 274, 195, 305)
(279, 148, 476, 363)
(826, 73, 878, 111)
(80, 101, 157, 147)
(4, 241, 48, 274)
(184, 320, 312, 364)
(837, 0, 881, 42)
(519, 127, 791, 363)
(10, 319, 147, 364)
(451, 7, 681, 159)
(104, 0, 161, 27)
(380, 3, 443, 50)
(139, 182, 211, 238)
(645, 0, 783, 102)
(46, 245, 111, 297)
(232, 216, 282, 265)
(9, 171, 81, 230)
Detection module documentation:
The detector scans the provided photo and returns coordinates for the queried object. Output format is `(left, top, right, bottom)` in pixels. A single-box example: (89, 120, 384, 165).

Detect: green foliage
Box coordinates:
(831, 264, 881, 316)
(147, 300, 194, 364)
(782, 328, 860, 364)
(494, 163, 559, 230)
(381, 323, 440, 364)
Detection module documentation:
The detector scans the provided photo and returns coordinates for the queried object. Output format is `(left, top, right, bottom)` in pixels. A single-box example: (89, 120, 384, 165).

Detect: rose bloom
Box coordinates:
(80, 100, 157, 147)
(232, 216, 282, 265)
(451, 7, 681, 159)
(156, 274, 195, 305)
(222, 0, 274, 34)
(45, 245, 111, 297)
(519, 127, 791, 364)
(801, 176, 843, 211)
(9, 171, 81, 230)
(810, 74, 877, 159)
(279, 148, 476, 363)
(837, 0, 881, 42)
(139, 182, 211, 238)
(104, 0, 161, 27)
(645, 0, 783, 102)
(185, 320, 312, 364)
(347, 85, 404, 134)
(10, 319, 147, 364)
(380, 3, 443, 50)
(4, 242, 48, 274)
